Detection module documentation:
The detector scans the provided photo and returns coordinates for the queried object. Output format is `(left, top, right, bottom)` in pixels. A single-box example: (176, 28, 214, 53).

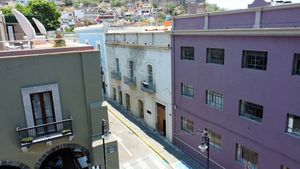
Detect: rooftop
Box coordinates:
(0, 38, 97, 59)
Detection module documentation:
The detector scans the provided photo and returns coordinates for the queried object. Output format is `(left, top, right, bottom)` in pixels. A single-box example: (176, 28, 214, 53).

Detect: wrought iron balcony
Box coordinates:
(140, 81, 156, 94)
(124, 75, 136, 86)
(16, 118, 73, 147)
(111, 70, 122, 80)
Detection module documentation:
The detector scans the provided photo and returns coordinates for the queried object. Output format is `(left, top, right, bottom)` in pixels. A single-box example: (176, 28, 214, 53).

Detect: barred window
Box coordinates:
(239, 100, 263, 122)
(206, 90, 224, 110)
(207, 48, 224, 65)
(208, 129, 222, 149)
(242, 50, 268, 71)
(181, 47, 194, 60)
(236, 144, 258, 169)
(181, 116, 194, 133)
(181, 83, 194, 98)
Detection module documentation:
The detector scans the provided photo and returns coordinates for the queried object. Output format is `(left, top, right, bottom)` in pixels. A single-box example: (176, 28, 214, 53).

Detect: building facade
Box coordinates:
(172, 1, 300, 169)
(106, 30, 173, 142)
(75, 24, 109, 97)
(0, 43, 119, 169)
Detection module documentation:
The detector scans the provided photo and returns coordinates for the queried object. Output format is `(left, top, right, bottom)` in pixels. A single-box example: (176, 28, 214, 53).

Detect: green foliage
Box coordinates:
(158, 13, 166, 23)
(167, 3, 177, 15)
(64, 0, 73, 6)
(28, 0, 61, 30)
(53, 32, 66, 47)
(62, 129, 71, 134)
(206, 3, 225, 13)
(0, 0, 61, 30)
(152, 1, 158, 8)
(20, 136, 34, 143)
(64, 26, 74, 32)
(111, 0, 126, 7)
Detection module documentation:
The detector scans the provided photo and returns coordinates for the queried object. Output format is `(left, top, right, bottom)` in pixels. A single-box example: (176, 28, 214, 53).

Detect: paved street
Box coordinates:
(104, 100, 204, 169)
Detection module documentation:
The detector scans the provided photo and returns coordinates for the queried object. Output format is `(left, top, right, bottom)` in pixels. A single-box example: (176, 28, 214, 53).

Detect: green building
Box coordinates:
(0, 43, 119, 169)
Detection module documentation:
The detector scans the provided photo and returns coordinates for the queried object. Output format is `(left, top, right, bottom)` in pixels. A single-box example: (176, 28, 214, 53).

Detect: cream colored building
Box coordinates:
(106, 30, 173, 142)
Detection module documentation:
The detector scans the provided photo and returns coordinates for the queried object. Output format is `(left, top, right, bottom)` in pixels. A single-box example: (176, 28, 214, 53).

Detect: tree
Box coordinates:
(27, 0, 61, 30)
(64, 0, 73, 6)
(0, 0, 61, 30)
(206, 3, 225, 12)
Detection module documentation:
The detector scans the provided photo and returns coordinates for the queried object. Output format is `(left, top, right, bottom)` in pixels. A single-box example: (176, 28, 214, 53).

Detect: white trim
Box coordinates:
(21, 83, 62, 127)
(172, 28, 300, 36)
(203, 14, 208, 30)
(173, 3, 300, 19)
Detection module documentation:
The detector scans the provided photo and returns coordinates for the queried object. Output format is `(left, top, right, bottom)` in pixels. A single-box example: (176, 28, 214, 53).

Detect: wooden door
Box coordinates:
(156, 103, 166, 136)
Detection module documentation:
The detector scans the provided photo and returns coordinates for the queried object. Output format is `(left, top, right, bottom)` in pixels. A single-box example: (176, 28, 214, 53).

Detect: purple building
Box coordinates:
(172, 1, 300, 169)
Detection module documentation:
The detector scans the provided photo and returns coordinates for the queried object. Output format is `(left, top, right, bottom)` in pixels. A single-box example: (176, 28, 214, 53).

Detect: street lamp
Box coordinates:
(198, 128, 210, 169)
(102, 119, 110, 169)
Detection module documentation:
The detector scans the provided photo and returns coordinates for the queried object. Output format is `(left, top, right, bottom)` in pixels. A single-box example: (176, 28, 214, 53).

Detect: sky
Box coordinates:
(207, 0, 300, 10)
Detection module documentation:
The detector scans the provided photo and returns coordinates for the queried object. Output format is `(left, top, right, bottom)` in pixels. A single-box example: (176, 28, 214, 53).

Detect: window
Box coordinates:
(242, 50, 268, 71)
(147, 65, 153, 84)
(21, 84, 62, 128)
(281, 165, 289, 169)
(206, 90, 224, 110)
(115, 58, 120, 72)
(112, 87, 116, 100)
(181, 116, 194, 133)
(207, 48, 224, 64)
(129, 61, 134, 78)
(239, 100, 263, 122)
(286, 114, 300, 137)
(208, 129, 221, 149)
(236, 144, 258, 169)
(181, 47, 194, 60)
(181, 83, 194, 98)
(292, 54, 300, 75)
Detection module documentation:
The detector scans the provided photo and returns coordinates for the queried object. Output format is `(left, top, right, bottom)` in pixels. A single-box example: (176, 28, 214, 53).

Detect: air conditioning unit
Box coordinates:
(142, 81, 150, 88)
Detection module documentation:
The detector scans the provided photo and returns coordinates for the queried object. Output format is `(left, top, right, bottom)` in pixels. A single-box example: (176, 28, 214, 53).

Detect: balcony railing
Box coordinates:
(124, 75, 136, 86)
(111, 70, 122, 80)
(16, 117, 73, 147)
(140, 81, 156, 94)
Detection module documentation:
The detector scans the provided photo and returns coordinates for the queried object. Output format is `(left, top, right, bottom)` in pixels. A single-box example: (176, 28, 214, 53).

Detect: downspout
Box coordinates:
(171, 18, 176, 144)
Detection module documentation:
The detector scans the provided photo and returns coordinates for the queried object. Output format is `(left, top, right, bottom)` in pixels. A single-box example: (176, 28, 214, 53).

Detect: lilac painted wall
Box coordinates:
(174, 5, 300, 30)
(208, 12, 255, 29)
(174, 17, 205, 30)
(172, 35, 300, 169)
(261, 8, 300, 28)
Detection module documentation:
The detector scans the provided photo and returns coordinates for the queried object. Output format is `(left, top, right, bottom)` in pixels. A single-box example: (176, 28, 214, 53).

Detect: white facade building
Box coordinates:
(106, 31, 172, 142)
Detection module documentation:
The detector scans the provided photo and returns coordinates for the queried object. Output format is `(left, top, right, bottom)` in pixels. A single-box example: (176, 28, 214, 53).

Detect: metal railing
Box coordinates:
(111, 70, 122, 80)
(124, 75, 136, 86)
(16, 117, 73, 147)
(140, 81, 156, 94)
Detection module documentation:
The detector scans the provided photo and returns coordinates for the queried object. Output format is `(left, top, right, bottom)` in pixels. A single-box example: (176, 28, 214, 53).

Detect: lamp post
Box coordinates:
(198, 128, 210, 169)
(102, 119, 109, 169)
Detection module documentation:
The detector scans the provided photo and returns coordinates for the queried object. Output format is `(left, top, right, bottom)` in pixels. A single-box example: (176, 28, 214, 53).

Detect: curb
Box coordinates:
(108, 107, 173, 168)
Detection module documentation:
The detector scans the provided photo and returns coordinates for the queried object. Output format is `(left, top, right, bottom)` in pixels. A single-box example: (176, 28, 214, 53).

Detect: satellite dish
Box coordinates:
(32, 17, 47, 35)
(12, 9, 36, 40)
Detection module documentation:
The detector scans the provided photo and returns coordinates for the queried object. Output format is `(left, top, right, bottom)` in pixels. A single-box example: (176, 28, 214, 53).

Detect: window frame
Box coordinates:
(239, 100, 263, 122)
(242, 50, 268, 71)
(208, 129, 222, 149)
(181, 116, 194, 133)
(286, 113, 300, 137)
(236, 143, 258, 169)
(206, 48, 225, 65)
(181, 83, 195, 98)
(206, 90, 224, 110)
(181, 46, 194, 60)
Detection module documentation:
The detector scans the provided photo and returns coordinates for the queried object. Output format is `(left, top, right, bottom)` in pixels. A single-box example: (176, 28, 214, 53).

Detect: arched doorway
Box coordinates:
(35, 144, 90, 169)
(0, 161, 30, 169)
(125, 93, 130, 111)
(137, 99, 144, 119)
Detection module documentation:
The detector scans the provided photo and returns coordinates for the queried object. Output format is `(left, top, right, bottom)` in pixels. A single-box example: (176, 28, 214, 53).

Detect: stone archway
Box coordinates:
(35, 143, 90, 169)
(0, 160, 30, 169)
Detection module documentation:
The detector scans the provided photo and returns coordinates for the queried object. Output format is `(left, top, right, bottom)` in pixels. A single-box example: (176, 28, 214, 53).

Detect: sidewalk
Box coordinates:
(103, 100, 205, 169)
